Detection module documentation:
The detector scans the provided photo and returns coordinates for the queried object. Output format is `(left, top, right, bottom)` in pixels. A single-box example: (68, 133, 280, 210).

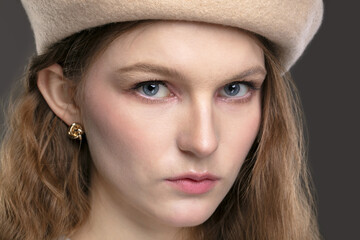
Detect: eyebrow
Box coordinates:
(116, 62, 267, 82)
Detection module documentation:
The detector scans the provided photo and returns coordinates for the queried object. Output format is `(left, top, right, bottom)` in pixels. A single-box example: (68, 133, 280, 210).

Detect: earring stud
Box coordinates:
(68, 122, 84, 140)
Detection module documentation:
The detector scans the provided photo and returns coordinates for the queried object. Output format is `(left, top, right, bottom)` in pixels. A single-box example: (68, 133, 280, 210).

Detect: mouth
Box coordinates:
(165, 173, 220, 194)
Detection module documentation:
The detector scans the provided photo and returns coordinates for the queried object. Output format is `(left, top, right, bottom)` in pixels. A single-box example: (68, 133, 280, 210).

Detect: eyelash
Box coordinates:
(129, 80, 175, 104)
(217, 81, 259, 104)
(129, 79, 260, 104)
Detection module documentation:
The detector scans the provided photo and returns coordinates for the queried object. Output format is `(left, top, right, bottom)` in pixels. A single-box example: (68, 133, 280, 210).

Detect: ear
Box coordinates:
(37, 64, 81, 126)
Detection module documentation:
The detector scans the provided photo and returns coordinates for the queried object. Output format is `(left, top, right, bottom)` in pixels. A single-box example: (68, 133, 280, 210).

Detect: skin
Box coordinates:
(38, 21, 266, 240)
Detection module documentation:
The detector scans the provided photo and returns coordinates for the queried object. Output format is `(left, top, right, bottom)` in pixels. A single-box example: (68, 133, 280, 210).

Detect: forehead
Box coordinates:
(94, 21, 265, 80)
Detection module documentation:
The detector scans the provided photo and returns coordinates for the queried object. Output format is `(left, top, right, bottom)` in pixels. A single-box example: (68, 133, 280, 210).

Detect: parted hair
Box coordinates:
(0, 20, 320, 240)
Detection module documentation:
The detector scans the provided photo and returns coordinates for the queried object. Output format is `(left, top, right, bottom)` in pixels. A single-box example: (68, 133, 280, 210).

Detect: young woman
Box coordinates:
(0, 1, 323, 240)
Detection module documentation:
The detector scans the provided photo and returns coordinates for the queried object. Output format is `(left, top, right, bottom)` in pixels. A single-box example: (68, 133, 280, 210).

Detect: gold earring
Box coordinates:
(68, 123, 84, 140)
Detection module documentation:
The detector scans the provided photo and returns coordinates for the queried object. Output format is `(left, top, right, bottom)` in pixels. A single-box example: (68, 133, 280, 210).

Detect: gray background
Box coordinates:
(1, 1, 359, 239)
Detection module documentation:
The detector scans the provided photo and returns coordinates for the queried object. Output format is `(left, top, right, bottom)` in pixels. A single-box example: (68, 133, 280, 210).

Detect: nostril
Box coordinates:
(176, 128, 219, 159)
(195, 141, 218, 158)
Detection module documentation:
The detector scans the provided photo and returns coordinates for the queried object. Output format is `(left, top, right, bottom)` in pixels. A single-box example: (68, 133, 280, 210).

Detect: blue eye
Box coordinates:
(135, 81, 171, 98)
(142, 83, 159, 96)
(220, 82, 250, 97)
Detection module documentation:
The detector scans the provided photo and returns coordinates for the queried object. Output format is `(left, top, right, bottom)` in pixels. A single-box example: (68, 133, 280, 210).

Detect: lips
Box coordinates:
(166, 173, 220, 194)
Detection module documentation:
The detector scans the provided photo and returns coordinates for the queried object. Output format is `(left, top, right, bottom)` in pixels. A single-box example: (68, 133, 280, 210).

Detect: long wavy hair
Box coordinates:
(0, 20, 320, 240)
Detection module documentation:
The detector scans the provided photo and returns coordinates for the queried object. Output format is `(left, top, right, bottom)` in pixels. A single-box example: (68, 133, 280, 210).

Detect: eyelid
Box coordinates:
(216, 80, 261, 103)
(226, 80, 260, 90)
(129, 79, 177, 104)
(131, 79, 167, 90)
(128, 79, 261, 104)
(217, 80, 260, 97)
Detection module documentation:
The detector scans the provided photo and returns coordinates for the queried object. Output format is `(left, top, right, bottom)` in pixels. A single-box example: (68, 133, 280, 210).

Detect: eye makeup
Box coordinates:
(125, 78, 262, 104)
(216, 80, 261, 104)
(126, 79, 177, 104)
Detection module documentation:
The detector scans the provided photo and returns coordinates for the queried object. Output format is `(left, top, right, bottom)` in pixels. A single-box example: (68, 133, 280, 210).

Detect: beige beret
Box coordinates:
(21, 0, 323, 71)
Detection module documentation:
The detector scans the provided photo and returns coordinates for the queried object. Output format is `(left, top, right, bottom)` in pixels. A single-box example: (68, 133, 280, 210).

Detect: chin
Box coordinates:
(167, 216, 210, 228)
(161, 203, 217, 228)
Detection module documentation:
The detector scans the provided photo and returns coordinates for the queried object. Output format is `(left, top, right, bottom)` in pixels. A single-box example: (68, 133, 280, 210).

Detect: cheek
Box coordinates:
(218, 96, 261, 180)
(228, 107, 260, 151)
(81, 85, 175, 183)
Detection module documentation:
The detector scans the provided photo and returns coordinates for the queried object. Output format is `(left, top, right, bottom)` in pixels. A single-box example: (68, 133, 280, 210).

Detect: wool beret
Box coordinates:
(21, 0, 323, 71)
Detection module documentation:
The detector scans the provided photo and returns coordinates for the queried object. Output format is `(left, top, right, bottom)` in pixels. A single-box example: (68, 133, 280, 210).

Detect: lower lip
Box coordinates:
(166, 179, 218, 194)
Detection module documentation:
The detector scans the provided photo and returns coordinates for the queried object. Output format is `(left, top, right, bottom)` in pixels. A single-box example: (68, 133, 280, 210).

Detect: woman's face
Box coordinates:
(81, 21, 266, 229)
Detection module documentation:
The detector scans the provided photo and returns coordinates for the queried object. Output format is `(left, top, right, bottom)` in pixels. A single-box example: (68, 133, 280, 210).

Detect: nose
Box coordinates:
(176, 97, 219, 159)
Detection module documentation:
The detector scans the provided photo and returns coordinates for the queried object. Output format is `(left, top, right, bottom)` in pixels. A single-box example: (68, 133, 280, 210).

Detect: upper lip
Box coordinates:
(166, 172, 220, 182)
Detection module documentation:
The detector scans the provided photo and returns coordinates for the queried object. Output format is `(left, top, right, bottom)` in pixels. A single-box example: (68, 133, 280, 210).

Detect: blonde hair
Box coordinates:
(0, 21, 320, 240)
